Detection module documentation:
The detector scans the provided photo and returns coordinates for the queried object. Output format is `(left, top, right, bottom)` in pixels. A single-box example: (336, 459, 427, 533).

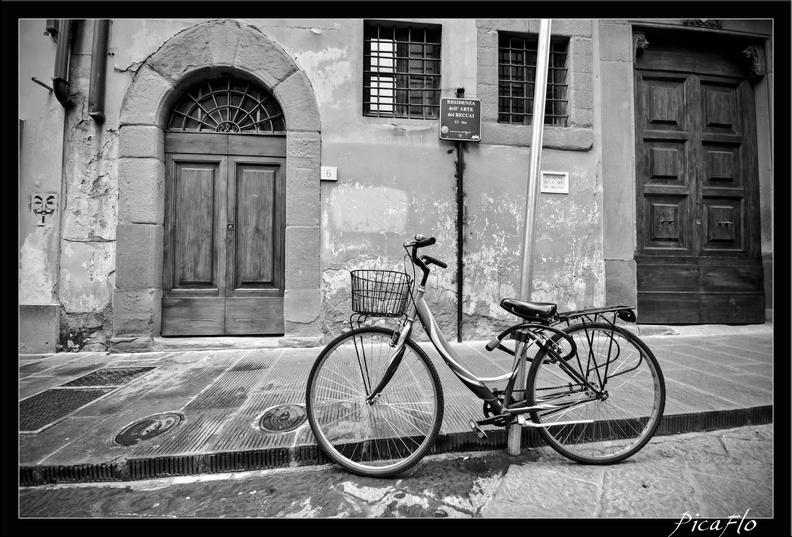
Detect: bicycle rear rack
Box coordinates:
(556, 305, 636, 327)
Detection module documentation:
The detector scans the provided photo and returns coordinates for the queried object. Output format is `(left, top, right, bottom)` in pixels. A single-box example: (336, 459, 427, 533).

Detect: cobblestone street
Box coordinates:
(19, 425, 776, 529)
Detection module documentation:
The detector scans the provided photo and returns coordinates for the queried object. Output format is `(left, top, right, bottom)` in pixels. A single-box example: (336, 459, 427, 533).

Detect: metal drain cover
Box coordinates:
(63, 367, 155, 387)
(20, 388, 115, 433)
(115, 412, 184, 446)
(259, 404, 307, 433)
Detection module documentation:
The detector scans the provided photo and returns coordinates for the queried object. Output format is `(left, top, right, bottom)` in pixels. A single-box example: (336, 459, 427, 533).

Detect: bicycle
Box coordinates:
(305, 234, 666, 477)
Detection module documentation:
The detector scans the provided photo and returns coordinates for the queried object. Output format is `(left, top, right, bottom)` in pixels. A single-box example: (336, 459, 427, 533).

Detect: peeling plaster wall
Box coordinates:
(56, 23, 119, 351)
(19, 20, 68, 353)
(20, 20, 122, 352)
(463, 146, 605, 338)
(318, 141, 605, 340)
(315, 19, 603, 339)
(67, 18, 603, 343)
(320, 144, 460, 340)
(18, 18, 774, 351)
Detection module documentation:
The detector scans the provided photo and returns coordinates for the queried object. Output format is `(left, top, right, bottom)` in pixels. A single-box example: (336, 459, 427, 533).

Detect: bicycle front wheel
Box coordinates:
(527, 322, 665, 464)
(306, 327, 444, 477)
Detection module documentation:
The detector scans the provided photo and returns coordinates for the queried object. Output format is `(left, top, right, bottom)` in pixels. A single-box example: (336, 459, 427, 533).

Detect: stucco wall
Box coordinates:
(54, 21, 118, 351)
(18, 20, 68, 352)
(319, 19, 604, 340)
(18, 18, 774, 353)
(15, 18, 615, 347)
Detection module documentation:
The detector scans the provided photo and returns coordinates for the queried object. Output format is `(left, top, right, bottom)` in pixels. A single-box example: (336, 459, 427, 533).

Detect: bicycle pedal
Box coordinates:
(469, 419, 488, 439)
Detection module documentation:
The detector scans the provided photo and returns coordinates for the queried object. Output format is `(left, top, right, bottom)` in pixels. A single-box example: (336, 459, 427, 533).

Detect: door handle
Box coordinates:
(227, 223, 234, 230)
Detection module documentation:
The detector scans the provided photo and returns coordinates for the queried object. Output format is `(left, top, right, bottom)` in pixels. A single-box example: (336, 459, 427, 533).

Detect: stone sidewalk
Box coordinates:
(18, 324, 773, 486)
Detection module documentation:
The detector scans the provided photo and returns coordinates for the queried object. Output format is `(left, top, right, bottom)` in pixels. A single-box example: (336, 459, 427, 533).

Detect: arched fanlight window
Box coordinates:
(167, 77, 285, 134)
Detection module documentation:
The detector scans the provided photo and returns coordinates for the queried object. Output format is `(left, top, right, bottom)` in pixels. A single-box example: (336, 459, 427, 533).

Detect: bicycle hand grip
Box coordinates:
(415, 236, 436, 248)
(423, 255, 447, 269)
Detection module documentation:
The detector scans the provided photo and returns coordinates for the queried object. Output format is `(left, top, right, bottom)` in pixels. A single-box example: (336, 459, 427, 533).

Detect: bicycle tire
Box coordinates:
(306, 327, 444, 477)
(526, 322, 665, 464)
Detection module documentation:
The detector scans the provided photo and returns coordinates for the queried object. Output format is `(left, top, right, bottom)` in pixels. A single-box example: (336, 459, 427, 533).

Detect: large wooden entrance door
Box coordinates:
(162, 133, 286, 336)
(633, 32, 764, 324)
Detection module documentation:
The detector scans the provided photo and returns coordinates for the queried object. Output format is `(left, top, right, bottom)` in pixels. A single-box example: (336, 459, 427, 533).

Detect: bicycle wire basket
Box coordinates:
(350, 270, 413, 317)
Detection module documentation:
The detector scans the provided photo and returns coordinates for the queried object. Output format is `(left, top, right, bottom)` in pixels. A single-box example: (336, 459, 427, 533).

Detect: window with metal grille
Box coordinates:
(167, 77, 285, 134)
(498, 33, 569, 126)
(363, 22, 441, 120)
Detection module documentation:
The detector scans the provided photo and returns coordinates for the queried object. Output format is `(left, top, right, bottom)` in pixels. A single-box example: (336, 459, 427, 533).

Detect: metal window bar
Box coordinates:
(497, 34, 569, 126)
(168, 77, 285, 133)
(363, 23, 441, 120)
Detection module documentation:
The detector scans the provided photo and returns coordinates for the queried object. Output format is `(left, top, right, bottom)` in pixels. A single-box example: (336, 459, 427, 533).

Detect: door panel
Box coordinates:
(231, 163, 279, 291)
(634, 41, 763, 324)
(637, 293, 701, 324)
(173, 162, 222, 292)
(703, 199, 742, 251)
(225, 297, 284, 335)
(644, 195, 690, 250)
(162, 297, 225, 336)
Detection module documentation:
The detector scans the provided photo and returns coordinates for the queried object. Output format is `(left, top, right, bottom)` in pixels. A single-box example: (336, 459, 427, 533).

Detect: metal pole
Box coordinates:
(508, 19, 552, 456)
(456, 87, 464, 343)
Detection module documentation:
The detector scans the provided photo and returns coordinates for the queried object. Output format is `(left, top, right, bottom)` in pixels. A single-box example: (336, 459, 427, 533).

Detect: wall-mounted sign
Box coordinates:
(540, 171, 569, 194)
(321, 166, 337, 181)
(439, 98, 481, 142)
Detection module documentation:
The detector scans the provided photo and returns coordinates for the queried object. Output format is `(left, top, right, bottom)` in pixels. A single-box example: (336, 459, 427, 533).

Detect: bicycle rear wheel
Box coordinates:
(306, 327, 444, 477)
(527, 322, 665, 464)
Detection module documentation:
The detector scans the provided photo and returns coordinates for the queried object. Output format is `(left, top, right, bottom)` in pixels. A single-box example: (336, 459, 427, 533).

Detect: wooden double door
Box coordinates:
(634, 32, 764, 324)
(161, 133, 286, 336)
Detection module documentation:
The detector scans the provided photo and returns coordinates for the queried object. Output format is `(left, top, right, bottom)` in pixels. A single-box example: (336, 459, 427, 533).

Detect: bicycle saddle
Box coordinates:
(500, 298, 557, 320)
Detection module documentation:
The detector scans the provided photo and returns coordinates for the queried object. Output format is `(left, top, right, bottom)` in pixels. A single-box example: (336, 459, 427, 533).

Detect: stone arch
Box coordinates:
(113, 19, 322, 348)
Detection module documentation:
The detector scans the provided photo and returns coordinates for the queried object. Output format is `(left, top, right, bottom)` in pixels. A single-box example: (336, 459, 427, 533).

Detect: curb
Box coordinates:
(19, 405, 772, 487)
(635, 323, 773, 337)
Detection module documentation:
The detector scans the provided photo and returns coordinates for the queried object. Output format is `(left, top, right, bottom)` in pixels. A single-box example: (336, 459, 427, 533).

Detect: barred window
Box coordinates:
(498, 33, 569, 126)
(363, 22, 441, 120)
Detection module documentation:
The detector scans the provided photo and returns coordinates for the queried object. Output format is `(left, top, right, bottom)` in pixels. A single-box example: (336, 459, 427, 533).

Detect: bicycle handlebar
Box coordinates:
(422, 255, 447, 269)
(404, 235, 446, 285)
(404, 235, 436, 249)
(414, 236, 436, 248)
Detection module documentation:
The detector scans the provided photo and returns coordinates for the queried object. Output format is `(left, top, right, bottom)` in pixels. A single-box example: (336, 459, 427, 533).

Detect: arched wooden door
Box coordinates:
(161, 77, 286, 336)
(633, 31, 764, 324)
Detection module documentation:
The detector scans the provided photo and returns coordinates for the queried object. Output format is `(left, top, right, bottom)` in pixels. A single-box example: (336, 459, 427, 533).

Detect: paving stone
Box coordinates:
(480, 461, 604, 518)
(691, 472, 773, 518)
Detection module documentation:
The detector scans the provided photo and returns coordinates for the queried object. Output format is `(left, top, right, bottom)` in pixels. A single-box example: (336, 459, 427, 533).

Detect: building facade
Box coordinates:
(18, 18, 775, 354)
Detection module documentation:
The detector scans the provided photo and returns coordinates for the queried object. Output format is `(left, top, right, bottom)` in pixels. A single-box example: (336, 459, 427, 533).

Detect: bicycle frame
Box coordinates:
(366, 279, 602, 427)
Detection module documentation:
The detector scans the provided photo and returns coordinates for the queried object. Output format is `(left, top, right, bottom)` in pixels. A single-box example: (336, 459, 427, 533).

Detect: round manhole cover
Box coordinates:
(115, 412, 184, 446)
(259, 404, 307, 433)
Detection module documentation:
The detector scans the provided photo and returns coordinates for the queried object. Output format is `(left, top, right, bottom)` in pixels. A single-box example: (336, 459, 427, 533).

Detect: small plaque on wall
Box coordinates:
(540, 171, 569, 194)
(320, 166, 337, 181)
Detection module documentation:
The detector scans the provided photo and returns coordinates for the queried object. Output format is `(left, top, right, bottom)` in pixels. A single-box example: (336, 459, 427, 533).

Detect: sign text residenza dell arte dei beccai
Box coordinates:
(439, 98, 481, 142)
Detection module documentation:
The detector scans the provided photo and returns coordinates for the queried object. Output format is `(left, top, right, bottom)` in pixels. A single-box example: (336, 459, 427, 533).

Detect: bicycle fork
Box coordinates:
(363, 317, 413, 404)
